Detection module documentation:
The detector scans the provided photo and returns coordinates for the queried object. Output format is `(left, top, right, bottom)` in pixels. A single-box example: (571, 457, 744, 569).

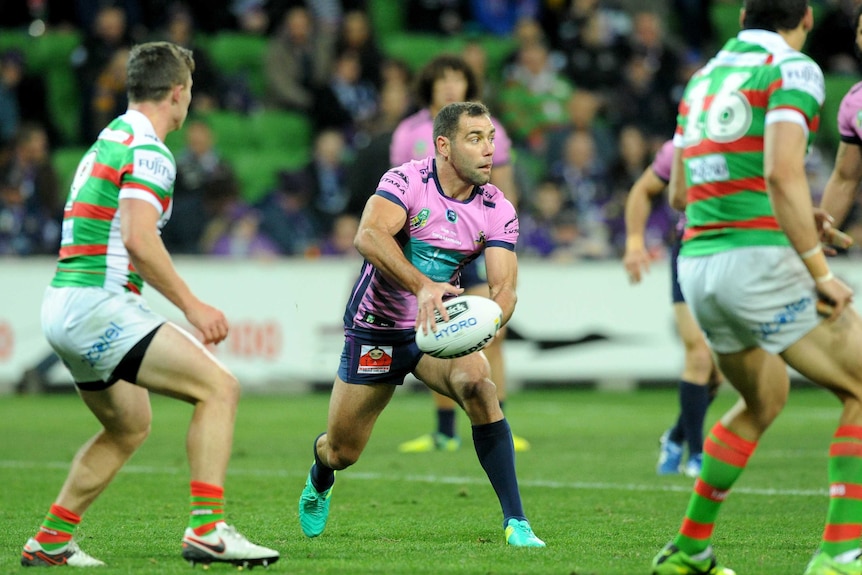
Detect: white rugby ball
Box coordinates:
(415, 295, 503, 359)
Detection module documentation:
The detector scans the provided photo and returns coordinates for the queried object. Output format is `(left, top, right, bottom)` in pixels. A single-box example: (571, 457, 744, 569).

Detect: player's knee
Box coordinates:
(685, 344, 714, 380)
(105, 418, 151, 453)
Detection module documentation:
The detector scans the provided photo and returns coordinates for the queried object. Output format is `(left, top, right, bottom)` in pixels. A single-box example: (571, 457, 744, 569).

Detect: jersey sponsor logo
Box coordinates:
(856, 110, 862, 129)
(391, 170, 409, 185)
(133, 149, 175, 191)
(446, 209, 458, 223)
(81, 321, 124, 367)
(357, 345, 393, 374)
(780, 61, 825, 103)
(362, 312, 395, 328)
(382, 175, 407, 194)
(688, 154, 730, 184)
(410, 208, 430, 229)
(504, 216, 519, 235)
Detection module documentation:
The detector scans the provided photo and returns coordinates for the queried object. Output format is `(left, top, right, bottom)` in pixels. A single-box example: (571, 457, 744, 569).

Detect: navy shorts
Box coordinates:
(337, 327, 423, 385)
(460, 255, 487, 290)
(671, 239, 685, 304)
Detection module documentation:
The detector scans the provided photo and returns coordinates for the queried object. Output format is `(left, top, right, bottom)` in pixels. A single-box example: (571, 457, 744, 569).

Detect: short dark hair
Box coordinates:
(415, 54, 479, 109)
(127, 41, 195, 103)
(742, 0, 808, 32)
(432, 101, 490, 143)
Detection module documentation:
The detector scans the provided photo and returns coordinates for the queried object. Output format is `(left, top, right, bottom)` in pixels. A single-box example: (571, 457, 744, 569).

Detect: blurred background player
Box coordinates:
(391, 54, 529, 453)
(623, 139, 722, 477)
(19, 42, 278, 569)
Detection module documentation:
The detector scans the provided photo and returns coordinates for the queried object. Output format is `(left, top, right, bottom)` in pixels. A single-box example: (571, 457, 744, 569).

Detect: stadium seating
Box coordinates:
(51, 146, 89, 194)
(202, 32, 267, 100)
(368, 0, 405, 37)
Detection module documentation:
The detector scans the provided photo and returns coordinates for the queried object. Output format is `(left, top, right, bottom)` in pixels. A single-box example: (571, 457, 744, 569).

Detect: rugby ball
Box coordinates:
(415, 295, 503, 359)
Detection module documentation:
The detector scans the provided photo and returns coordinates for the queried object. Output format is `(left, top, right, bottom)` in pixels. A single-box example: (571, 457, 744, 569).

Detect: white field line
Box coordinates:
(0, 460, 827, 498)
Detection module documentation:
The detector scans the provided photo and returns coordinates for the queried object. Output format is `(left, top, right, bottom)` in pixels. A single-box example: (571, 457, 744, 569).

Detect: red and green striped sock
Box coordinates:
(674, 421, 757, 556)
(189, 481, 225, 536)
(820, 425, 862, 558)
(34, 504, 80, 552)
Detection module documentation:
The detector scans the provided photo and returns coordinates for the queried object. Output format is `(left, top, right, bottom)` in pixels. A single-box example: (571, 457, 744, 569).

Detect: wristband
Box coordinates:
(815, 271, 834, 284)
(799, 245, 822, 259)
(801, 249, 830, 279)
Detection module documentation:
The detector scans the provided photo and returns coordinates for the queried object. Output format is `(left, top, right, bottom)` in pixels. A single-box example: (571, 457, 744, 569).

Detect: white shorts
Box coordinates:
(678, 246, 820, 355)
(41, 286, 166, 384)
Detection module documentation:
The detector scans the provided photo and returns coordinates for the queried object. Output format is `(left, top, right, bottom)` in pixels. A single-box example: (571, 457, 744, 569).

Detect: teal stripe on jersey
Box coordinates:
(403, 238, 468, 282)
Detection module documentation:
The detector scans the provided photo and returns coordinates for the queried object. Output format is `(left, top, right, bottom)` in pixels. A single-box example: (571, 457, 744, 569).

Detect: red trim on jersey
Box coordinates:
(693, 478, 728, 503)
(125, 281, 141, 295)
(835, 426, 862, 441)
(680, 518, 714, 540)
(683, 215, 780, 241)
(59, 244, 108, 258)
(687, 176, 767, 203)
(830, 442, 862, 458)
(684, 136, 764, 157)
(91, 163, 121, 186)
(121, 183, 170, 212)
(65, 202, 117, 221)
(823, 523, 862, 542)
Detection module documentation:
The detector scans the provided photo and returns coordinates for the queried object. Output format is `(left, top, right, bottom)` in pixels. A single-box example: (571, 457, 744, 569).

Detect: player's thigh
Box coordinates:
(325, 376, 396, 450)
(136, 322, 237, 403)
(79, 380, 152, 437)
(414, 351, 491, 400)
(782, 306, 862, 402)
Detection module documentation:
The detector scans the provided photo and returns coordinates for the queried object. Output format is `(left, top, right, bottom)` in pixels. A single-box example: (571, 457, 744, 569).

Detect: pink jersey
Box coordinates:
(344, 157, 519, 331)
(651, 140, 674, 183)
(389, 108, 513, 167)
(837, 81, 862, 145)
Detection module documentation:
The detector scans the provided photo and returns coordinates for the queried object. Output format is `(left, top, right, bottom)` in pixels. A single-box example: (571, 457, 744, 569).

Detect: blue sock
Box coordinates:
(472, 418, 525, 527)
(310, 432, 335, 493)
(679, 380, 710, 456)
(437, 408, 456, 438)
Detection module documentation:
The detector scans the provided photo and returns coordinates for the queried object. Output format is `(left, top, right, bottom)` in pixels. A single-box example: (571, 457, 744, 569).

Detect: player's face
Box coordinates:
(449, 114, 495, 187)
(431, 69, 469, 110)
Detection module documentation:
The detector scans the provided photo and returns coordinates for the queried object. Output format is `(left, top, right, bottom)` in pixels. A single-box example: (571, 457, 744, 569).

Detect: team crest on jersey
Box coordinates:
(410, 208, 430, 229)
(446, 209, 458, 223)
(857, 110, 862, 129)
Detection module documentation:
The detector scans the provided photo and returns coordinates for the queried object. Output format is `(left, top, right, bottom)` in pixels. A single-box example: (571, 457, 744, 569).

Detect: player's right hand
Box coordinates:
(815, 276, 853, 322)
(415, 282, 463, 335)
(185, 300, 230, 345)
(623, 247, 651, 284)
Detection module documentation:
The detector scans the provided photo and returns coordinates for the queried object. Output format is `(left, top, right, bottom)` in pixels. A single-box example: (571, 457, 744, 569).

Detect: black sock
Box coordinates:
(679, 380, 710, 455)
(472, 419, 525, 527)
(437, 408, 456, 438)
(668, 412, 685, 444)
(310, 432, 335, 492)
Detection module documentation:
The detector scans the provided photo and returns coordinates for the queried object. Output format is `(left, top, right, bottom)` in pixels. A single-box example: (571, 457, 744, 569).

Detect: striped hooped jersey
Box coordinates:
(674, 29, 824, 256)
(52, 110, 175, 294)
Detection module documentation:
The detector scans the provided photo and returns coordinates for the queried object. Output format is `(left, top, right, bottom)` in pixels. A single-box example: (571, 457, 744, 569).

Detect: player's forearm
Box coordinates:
(624, 184, 652, 249)
(489, 285, 517, 326)
(770, 173, 831, 280)
(355, 227, 430, 295)
(820, 171, 858, 228)
(125, 232, 198, 314)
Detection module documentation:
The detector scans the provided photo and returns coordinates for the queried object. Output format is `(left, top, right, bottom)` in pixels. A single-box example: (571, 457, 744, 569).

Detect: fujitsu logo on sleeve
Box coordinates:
(133, 149, 176, 190)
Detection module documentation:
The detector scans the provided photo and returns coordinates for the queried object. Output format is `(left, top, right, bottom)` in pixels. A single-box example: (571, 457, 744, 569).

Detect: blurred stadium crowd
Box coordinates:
(0, 0, 860, 260)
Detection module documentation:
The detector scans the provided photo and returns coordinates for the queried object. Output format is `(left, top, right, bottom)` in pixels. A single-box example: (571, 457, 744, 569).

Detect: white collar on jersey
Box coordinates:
(737, 29, 794, 55)
(121, 109, 161, 143)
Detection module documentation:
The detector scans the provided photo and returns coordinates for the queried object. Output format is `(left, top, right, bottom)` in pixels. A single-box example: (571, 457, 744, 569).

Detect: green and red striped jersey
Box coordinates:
(52, 110, 176, 294)
(674, 29, 824, 256)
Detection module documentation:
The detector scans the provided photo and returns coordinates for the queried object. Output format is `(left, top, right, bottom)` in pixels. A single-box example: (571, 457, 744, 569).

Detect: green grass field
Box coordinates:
(0, 386, 846, 574)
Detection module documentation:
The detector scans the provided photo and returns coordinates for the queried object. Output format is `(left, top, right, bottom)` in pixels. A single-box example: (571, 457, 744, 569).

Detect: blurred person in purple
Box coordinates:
(312, 48, 379, 146)
(256, 170, 324, 257)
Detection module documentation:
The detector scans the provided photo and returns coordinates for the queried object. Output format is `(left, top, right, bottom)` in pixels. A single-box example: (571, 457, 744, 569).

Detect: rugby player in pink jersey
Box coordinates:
(298, 101, 544, 548)
(391, 54, 530, 454)
(623, 140, 722, 478)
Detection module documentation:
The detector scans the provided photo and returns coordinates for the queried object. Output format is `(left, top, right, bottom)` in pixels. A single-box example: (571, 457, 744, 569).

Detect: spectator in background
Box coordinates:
(671, 0, 713, 56)
(318, 213, 360, 258)
(336, 10, 384, 89)
(305, 128, 354, 230)
(545, 89, 616, 180)
(518, 179, 580, 258)
(256, 170, 324, 256)
(807, 0, 862, 75)
(264, 5, 335, 113)
(0, 50, 24, 147)
(202, 203, 280, 259)
(498, 38, 574, 154)
(0, 123, 61, 255)
(552, 129, 613, 258)
(405, 0, 470, 35)
(161, 119, 238, 254)
(607, 51, 677, 142)
(628, 11, 682, 104)
(155, 5, 221, 112)
(71, 4, 133, 143)
(90, 47, 130, 141)
(312, 49, 379, 146)
(559, 9, 631, 96)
